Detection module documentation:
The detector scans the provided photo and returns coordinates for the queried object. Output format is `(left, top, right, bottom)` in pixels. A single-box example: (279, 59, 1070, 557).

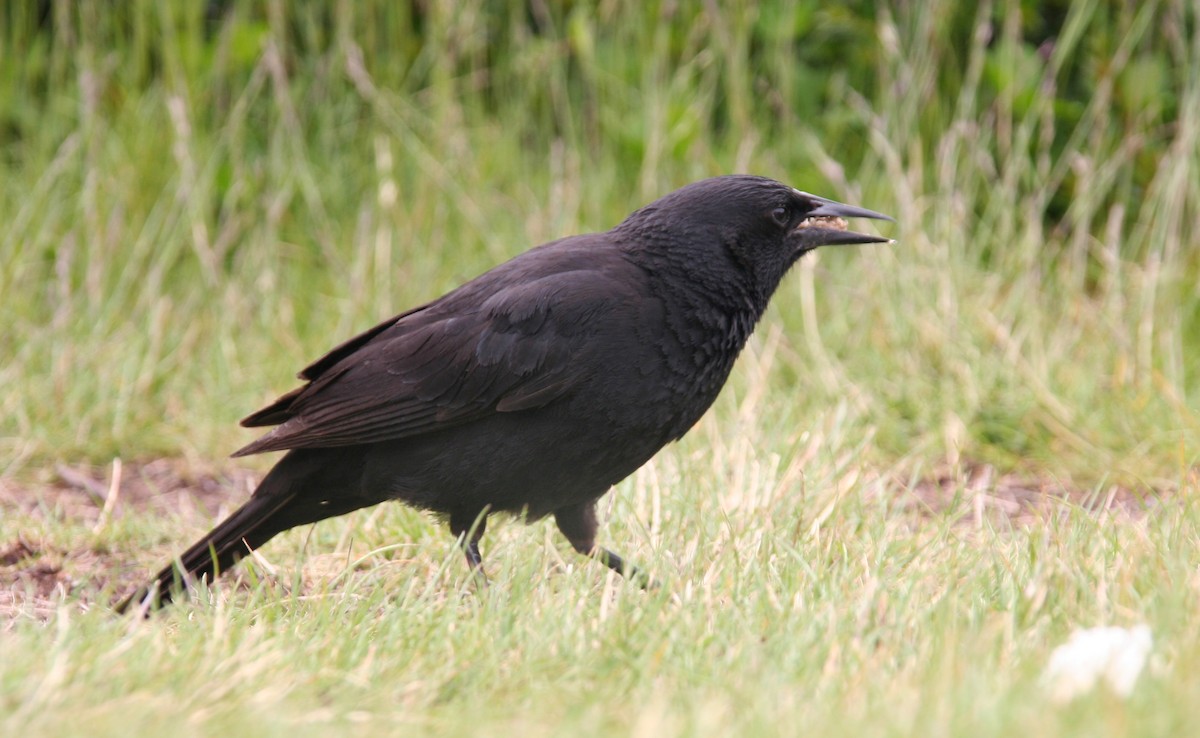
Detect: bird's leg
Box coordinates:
(554, 501, 652, 588)
(449, 509, 489, 586)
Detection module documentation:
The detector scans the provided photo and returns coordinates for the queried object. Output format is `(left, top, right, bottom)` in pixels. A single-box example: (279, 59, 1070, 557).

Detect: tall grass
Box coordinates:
(2, 1, 1196, 482)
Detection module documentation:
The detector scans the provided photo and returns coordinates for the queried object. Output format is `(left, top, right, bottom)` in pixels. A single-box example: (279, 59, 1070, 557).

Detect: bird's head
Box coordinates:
(618, 175, 893, 300)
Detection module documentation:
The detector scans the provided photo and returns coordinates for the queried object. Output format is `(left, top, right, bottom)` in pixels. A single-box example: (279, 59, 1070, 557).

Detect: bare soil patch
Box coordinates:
(1, 458, 259, 527)
(893, 462, 1165, 525)
(1, 459, 259, 622)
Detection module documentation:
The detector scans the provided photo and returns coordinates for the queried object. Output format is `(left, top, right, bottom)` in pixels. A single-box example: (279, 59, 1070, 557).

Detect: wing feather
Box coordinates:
(232, 257, 637, 457)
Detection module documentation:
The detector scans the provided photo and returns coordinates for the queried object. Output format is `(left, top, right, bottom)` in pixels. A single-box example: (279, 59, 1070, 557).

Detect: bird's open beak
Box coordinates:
(793, 192, 894, 249)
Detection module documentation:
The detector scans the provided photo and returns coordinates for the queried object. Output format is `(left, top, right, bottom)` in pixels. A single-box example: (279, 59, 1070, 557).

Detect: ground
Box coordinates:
(0, 457, 1159, 623)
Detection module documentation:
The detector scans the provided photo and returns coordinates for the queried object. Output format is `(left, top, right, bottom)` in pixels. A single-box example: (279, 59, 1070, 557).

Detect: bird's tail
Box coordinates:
(115, 446, 374, 614)
(114, 482, 298, 614)
(115, 447, 372, 615)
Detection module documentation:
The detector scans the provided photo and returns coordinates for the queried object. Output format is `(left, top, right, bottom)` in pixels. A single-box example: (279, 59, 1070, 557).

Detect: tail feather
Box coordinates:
(115, 490, 297, 614)
(115, 446, 374, 615)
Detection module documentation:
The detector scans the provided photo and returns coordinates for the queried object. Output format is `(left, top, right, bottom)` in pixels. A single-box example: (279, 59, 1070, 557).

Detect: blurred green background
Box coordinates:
(1, 0, 1196, 483)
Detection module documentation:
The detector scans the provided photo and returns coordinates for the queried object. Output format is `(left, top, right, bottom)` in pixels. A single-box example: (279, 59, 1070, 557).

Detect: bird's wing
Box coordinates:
(231, 266, 632, 457)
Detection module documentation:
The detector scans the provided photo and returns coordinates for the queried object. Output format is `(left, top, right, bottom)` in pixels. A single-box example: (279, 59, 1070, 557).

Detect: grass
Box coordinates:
(2, 0, 1199, 735)
(3, 449, 1197, 736)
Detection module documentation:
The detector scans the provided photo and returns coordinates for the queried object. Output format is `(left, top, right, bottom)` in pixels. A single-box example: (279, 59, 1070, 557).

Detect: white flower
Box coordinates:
(1042, 625, 1152, 702)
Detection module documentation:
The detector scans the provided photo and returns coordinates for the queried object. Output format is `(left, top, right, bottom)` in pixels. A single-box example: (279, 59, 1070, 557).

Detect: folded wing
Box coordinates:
(232, 262, 631, 457)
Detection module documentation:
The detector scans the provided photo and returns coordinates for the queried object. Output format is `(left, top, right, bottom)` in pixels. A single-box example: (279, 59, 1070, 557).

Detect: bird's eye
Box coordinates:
(771, 206, 790, 226)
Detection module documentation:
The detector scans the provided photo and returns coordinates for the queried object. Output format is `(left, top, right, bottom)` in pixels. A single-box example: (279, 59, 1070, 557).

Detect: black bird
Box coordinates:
(116, 175, 891, 613)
